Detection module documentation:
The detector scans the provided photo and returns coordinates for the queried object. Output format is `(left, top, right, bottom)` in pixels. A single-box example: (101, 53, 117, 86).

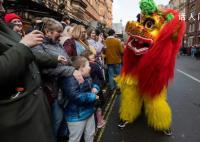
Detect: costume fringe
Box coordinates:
(144, 88, 172, 130)
(116, 75, 142, 122)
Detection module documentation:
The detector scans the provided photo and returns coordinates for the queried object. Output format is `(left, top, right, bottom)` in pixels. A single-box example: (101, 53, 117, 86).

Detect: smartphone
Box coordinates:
(34, 22, 45, 32)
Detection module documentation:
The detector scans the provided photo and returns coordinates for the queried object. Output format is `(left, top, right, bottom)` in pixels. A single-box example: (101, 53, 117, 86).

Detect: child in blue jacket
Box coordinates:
(61, 56, 99, 142)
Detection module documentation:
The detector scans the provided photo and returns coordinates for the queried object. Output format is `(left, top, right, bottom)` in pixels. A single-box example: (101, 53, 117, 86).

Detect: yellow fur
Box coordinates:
(144, 88, 172, 130)
(116, 75, 142, 122)
(116, 75, 172, 130)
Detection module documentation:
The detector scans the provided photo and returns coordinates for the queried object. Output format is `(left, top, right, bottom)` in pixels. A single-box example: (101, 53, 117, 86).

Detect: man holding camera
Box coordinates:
(0, 1, 58, 141)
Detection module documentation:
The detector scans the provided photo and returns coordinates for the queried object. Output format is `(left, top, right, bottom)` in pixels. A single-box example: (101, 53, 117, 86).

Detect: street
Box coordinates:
(101, 56, 200, 142)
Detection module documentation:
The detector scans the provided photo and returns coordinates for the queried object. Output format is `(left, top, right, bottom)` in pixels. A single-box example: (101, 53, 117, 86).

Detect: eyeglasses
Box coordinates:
(11, 20, 22, 26)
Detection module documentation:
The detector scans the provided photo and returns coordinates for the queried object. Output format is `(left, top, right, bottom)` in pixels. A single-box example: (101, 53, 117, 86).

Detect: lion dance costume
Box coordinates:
(116, 0, 185, 131)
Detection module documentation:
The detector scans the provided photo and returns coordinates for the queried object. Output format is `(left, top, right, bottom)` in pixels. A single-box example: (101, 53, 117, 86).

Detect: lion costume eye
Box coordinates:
(143, 18, 155, 29)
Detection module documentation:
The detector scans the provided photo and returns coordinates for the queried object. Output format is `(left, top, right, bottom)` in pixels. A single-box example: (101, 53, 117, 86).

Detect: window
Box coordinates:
(189, 23, 195, 32)
(198, 36, 200, 43)
(199, 22, 200, 31)
(188, 36, 194, 47)
(189, 24, 192, 32)
(192, 23, 195, 32)
(190, 0, 195, 3)
(190, 5, 196, 15)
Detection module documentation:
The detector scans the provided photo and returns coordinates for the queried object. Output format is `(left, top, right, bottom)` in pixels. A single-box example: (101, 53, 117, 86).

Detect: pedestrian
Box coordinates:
(71, 25, 96, 55)
(81, 50, 106, 128)
(87, 28, 98, 49)
(70, 25, 86, 55)
(26, 17, 42, 33)
(32, 18, 84, 137)
(87, 29, 105, 58)
(0, 0, 58, 141)
(4, 13, 24, 37)
(104, 29, 123, 91)
(60, 56, 100, 142)
(60, 26, 72, 46)
(95, 30, 106, 80)
(61, 25, 78, 57)
(61, 15, 70, 29)
(191, 45, 196, 58)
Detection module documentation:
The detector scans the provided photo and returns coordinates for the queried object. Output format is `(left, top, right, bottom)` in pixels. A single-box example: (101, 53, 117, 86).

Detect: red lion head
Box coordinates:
(122, 2, 186, 97)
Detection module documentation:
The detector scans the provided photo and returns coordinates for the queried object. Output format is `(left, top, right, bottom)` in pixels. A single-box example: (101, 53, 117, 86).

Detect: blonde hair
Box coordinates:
(71, 25, 85, 39)
(42, 18, 63, 33)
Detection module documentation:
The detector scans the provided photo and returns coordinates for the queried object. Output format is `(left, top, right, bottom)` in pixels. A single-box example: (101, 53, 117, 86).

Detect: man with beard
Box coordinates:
(0, 1, 60, 141)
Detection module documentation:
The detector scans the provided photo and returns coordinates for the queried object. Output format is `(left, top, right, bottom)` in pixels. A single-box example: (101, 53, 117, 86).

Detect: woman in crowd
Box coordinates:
(87, 29, 106, 76)
(87, 29, 97, 50)
(61, 25, 77, 57)
(32, 18, 84, 138)
(87, 29, 105, 55)
(4, 13, 25, 37)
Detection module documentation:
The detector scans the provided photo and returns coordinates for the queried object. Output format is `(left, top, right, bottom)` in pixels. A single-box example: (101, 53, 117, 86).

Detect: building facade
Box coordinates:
(4, 0, 113, 28)
(185, 0, 200, 47)
(72, 0, 113, 28)
(169, 0, 200, 48)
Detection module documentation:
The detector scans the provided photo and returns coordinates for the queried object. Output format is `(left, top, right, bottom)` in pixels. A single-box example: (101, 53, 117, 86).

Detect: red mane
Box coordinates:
(122, 9, 186, 98)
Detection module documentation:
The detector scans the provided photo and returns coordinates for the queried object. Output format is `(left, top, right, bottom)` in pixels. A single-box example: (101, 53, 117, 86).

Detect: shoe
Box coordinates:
(109, 88, 115, 94)
(163, 128, 172, 136)
(116, 88, 121, 95)
(117, 120, 128, 128)
(97, 120, 106, 128)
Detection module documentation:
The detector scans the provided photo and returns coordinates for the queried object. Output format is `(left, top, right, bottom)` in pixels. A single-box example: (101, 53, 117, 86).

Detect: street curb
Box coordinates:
(94, 90, 118, 142)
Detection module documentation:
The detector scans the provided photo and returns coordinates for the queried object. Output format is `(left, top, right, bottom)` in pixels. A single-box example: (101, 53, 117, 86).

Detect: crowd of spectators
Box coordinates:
(0, 2, 124, 141)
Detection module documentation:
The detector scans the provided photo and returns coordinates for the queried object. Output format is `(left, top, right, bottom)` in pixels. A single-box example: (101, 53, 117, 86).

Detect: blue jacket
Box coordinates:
(61, 76, 99, 122)
(75, 40, 85, 55)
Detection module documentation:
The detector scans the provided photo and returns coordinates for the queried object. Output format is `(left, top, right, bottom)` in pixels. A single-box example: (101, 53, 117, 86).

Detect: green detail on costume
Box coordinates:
(166, 13, 174, 22)
(140, 0, 157, 15)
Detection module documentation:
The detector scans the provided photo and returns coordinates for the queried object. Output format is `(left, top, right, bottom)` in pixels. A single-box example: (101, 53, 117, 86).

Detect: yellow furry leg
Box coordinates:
(144, 88, 172, 131)
(116, 75, 143, 123)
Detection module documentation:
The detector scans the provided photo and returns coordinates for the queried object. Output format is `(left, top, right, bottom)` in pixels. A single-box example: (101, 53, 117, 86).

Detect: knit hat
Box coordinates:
(4, 13, 21, 24)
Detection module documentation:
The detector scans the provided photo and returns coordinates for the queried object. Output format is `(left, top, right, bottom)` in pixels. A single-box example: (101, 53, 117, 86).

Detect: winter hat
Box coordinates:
(4, 13, 21, 24)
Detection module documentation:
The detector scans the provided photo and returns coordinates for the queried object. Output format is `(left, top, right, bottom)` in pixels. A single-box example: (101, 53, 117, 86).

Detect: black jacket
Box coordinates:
(0, 19, 57, 142)
(89, 61, 104, 88)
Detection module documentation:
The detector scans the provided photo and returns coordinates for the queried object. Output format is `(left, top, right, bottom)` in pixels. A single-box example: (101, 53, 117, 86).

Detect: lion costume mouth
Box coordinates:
(127, 35, 154, 55)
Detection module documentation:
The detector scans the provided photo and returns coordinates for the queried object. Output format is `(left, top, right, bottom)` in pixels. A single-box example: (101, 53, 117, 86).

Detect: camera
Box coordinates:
(34, 22, 45, 32)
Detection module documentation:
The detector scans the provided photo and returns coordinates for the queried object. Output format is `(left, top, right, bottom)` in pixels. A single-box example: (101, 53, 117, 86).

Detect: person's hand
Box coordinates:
(96, 95, 99, 100)
(58, 55, 68, 64)
(98, 33, 104, 42)
(92, 88, 98, 94)
(20, 30, 44, 47)
(73, 70, 84, 84)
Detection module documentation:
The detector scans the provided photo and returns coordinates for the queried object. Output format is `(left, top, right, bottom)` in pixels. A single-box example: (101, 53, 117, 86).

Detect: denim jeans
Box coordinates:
(107, 64, 121, 90)
(51, 99, 63, 137)
(191, 50, 196, 57)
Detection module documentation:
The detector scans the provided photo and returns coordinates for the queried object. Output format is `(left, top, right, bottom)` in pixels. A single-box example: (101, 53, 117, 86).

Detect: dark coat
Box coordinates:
(32, 37, 75, 104)
(89, 61, 104, 88)
(0, 19, 57, 142)
(33, 37, 75, 78)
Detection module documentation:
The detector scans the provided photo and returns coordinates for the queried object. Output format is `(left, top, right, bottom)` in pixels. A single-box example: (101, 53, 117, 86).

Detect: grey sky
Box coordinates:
(113, 0, 170, 25)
